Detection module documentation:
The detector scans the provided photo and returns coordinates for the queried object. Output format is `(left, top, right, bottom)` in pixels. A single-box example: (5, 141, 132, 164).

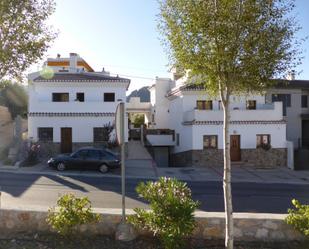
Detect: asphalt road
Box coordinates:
(1, 172, 309, 213)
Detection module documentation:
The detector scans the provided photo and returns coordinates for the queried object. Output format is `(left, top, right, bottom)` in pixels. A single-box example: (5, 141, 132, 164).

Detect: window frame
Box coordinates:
(301, 95, 308, 108)
(203, 135, 218, 149)
(76, 92, 85, 102)
(52, 93, 69, 102)
(196, 100, 213, 110)
(104, 92, 115, 102)
(256, 134, 271, 147)
(93, 127, 109, 142)
(246, 100, 257, 110)
(38, 127, 53, 142)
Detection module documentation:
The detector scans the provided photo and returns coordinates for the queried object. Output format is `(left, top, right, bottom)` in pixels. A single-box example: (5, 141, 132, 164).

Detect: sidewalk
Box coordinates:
(1, 160, 309, 184)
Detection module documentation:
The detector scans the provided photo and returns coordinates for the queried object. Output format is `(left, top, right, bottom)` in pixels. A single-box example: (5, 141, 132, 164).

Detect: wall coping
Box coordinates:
(0, 207, 287, 220)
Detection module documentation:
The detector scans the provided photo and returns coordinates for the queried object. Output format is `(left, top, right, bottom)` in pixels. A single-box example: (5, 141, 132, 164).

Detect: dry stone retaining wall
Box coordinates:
(172, 148, 286, 168)
(0, 208, 304, 242)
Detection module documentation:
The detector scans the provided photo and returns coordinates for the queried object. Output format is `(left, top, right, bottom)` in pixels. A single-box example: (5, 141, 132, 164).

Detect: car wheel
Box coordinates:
(99, 164, 108, 173)
(56, 162, 66, 171)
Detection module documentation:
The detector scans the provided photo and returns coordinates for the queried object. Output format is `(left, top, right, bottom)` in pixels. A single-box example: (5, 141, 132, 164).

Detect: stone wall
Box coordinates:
(0, 208, 304, 242)
(171, 148, 287, 168)
(241, 148, 287, 168)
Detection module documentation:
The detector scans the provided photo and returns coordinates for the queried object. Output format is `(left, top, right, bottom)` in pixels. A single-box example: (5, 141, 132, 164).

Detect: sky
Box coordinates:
(31, 0, 309, 94)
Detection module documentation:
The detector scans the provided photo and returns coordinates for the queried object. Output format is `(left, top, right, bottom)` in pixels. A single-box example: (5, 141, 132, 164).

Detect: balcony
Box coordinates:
(145, 129, 175, 146)
(183, 102, 283, 122)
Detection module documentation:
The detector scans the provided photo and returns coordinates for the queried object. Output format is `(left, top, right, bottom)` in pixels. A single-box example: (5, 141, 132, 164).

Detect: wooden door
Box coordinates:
(61, 128, 72, 153)
(230, 135, 241, 161)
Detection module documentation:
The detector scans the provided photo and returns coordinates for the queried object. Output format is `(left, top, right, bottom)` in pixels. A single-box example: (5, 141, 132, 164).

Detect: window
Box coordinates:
(176, 133, 180, 146)
(151, 114, 155, 123)
(76, 92, 84, 102)
(87, 149, 102, 159)
(38, 127, 53, 142)
(203, 135, 218, 149)
(52, 93, 69, 102)
(93, 127, 109, 142)
(218, 100, 222, 110)
(246, 100, 256, 110)
(302, 95, 308, 108)
(73, 149, 88, 158)
(197, 100, 213, 110)
(256, 134, 271, 147)
(272, 94, 291, 116)
(104, 92, 115, 102)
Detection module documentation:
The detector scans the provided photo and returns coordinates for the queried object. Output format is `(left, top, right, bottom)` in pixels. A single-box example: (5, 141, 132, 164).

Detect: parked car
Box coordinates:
(47, 147, 120, 173)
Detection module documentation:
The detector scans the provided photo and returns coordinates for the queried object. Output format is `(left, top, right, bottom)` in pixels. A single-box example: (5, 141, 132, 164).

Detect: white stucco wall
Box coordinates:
(29, 82, 126, 113)
(151, 78, 173, 129)
(28, 116, 128, 143)
(166, 90, 286, 154)
(192, 123, 286, 150)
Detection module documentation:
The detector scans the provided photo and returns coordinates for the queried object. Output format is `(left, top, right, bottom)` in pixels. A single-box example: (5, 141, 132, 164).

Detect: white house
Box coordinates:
(141, 72, 288, 168)
(28, 53, 130, 153)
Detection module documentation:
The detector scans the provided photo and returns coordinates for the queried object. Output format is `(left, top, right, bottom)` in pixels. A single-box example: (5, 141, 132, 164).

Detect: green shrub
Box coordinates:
(47, 193, 101, 236)
(2, 158, 13, 165)
(285, 199, 309, 237)
(128, 177, 199, 249)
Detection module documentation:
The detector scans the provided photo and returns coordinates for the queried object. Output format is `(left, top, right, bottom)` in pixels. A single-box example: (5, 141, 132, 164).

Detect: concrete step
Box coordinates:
(127, 140, 153, 160)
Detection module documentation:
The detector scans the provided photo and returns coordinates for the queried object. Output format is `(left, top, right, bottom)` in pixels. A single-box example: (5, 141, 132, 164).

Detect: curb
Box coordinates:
(0, 168, 309, 185)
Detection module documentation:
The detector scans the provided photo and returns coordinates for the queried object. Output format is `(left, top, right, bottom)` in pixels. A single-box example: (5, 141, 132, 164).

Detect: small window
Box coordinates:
(203, 135, 218, 149)
(302, 95, 308, 108)
(93, 127, 109, 142)
(218, 100, 222, 110)
(256, 134, 271, 147)
(176, 133, 180, 146)
(38, 127, 53, 142)
(197, 100, 213, 110)
(104, 93, 115, 102)
(246, 100, 256, 110)
(151, 114, 155, 123)
(52, 93, 69, 102)
(76, 92, 84, 102)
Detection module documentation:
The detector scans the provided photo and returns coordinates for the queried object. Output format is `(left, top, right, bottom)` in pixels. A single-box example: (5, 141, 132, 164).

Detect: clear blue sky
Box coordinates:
(32, 0, 309, 93)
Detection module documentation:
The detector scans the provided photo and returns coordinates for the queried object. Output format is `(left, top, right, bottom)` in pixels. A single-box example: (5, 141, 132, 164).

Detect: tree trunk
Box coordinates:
(222, 99, 234, 249)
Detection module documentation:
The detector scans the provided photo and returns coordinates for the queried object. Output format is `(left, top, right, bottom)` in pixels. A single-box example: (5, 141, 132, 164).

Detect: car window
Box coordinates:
(87, 149, 102, 159)
(73, 150, 88, 158)
(104, 150, 116, 158)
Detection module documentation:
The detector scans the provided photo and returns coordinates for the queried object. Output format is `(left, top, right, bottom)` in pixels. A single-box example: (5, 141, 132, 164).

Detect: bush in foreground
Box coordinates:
(47, 193, 100, 236)
(285, 199, 309, 237)
(128, 177, 199, 249)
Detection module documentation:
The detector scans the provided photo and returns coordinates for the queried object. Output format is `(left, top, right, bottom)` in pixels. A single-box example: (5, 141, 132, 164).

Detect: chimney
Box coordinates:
(69, 53, 78, 69)
(286, 70, 296, 81)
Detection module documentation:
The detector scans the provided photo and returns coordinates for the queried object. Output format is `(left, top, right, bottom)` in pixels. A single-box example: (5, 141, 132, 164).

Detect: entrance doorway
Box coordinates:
(61, 128, 72, 153)
(230, 135, 241, 161)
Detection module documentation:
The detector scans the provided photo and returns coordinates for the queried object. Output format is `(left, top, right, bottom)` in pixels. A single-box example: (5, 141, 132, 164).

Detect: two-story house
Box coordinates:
(28, 53, 130, 154)
(144, 73, 288, 168)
